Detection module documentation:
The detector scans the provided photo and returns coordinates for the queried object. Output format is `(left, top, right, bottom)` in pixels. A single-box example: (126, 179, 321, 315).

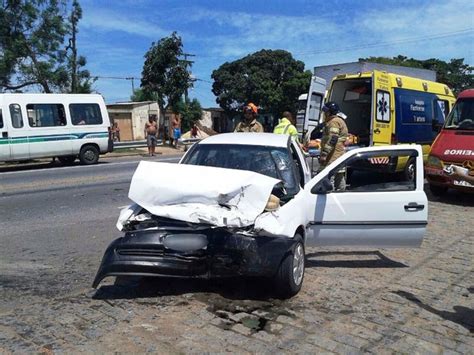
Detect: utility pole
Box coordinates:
(126, 77, 135, 92)
(95, 76, 139, 97)
(181, 53, 195, 102)
(67, 0, 81, 93)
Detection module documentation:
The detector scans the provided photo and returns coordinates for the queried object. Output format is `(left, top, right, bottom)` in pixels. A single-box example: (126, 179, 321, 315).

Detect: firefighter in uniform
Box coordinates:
(234, 103, 264, 133)
(319, 101, 348, 191)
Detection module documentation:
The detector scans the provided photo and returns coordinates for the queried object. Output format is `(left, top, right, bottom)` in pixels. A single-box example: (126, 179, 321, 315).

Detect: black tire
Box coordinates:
(404, 157, 416, 182)
(79, 145, 99, 165)
(274, 234, 305, 299)
(430, 184, 448, 197)
(58, 155, 76, 165)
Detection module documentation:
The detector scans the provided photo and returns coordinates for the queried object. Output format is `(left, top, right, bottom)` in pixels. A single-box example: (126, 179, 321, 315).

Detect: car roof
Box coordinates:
(199, 132, 289, 148)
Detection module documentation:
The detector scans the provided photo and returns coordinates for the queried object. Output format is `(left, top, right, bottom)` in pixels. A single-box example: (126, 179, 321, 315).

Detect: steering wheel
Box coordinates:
(458, 119, 473, 128)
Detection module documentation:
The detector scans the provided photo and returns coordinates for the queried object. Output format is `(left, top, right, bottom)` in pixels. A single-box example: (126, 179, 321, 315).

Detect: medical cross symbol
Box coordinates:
(378, 97, 388, 116)
(376, 92, 390, 122)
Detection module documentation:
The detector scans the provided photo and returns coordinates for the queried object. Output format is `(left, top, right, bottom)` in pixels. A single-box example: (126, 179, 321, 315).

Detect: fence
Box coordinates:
(114, 138, 201, 151)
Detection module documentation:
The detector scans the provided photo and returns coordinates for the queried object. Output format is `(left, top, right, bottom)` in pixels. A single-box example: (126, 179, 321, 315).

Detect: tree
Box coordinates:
(174, 98, 202, 132)
(0, 0, 69, 92)
(0, 0, 94, 93)
(359, 56, 473, 95)
(140, 32, 191, 121)
(211, 49, 312, 116)
(65, 0, 95, 93)
(130, 88, 157, 102)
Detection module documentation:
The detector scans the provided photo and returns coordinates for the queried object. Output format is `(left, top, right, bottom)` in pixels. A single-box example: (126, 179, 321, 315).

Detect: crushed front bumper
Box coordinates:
(92, 228, 295, 288)
(426, 166, 474, 191)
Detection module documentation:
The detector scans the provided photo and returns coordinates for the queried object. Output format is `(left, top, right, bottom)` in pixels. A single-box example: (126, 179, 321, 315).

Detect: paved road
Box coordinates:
(0, 157, 473, 353)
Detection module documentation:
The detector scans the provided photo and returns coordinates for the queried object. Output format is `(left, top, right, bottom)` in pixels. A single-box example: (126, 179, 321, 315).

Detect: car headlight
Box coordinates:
(427, 155, 443, 168)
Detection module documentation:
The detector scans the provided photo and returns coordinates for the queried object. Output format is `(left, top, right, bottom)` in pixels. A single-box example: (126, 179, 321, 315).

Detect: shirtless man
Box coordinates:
(145, 116, 158, 156)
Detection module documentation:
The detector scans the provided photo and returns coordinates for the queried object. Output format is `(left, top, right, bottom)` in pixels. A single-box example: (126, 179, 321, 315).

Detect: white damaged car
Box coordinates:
(93, 133, 428, 298)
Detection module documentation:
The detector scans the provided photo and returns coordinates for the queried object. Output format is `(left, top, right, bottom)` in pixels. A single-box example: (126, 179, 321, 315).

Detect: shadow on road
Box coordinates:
(0, 159, 111, 173)
(425, 183, 474, 207)
(305, 250, 408, 268)
(393, 290, 474, 333)
(92, 275, 278, 301)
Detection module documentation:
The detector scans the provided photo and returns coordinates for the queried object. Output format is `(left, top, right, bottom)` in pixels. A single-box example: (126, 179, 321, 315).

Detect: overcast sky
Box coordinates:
(78, 0, 474, 107)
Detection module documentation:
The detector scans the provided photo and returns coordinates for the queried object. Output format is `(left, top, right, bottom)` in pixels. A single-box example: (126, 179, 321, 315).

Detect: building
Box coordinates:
(201, 107, 232, 133)
(314, 61, 437, 89)
(107, 101, 159, 141)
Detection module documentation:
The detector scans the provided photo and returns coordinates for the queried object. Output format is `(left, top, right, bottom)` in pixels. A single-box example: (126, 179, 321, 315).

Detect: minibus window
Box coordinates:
(9, 104, 24, 128)
(70, 104, 103, 125)
(26, 104, 66, 127)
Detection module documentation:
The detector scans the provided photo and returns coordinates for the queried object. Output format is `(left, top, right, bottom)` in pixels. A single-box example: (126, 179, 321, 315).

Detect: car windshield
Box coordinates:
(444, 98, 474, 130)
(182, 143, 299, 196)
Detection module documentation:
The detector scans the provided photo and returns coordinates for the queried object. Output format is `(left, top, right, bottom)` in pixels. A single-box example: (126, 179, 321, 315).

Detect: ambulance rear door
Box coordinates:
(372, 70, 393, 146)
(302, 76, 326, 137)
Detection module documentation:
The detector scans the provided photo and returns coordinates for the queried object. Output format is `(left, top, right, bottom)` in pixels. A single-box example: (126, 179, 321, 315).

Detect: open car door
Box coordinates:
(304, 145, 427, 247)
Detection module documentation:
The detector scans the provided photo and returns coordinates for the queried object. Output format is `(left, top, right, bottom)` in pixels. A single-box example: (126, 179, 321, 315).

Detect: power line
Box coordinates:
(294, 28, 474, 56)
(95, 75, 140, 92)
(192, 28, 473, 59)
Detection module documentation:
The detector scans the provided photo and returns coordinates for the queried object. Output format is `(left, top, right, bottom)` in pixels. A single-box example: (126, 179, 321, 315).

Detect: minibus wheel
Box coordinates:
(79, 145, 99, 165)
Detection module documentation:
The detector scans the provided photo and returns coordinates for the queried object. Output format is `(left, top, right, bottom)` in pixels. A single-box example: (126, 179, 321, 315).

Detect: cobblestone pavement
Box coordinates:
(0, 190, 473, 354)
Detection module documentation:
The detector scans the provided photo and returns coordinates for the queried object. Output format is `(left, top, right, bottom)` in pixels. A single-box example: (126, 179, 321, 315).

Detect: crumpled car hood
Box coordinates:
(120, 161, 280, 229)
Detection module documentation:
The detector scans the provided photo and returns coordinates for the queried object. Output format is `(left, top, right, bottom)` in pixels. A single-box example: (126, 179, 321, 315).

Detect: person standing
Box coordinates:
(112, 122, 120, 142)
(145, 116, 158, 156)
(170, 114, 181, 147)
(191, 123, 198, 138)
(234, 103, 264, 133)
(273, 111, 299, 141)
(319, 101, 348, 191)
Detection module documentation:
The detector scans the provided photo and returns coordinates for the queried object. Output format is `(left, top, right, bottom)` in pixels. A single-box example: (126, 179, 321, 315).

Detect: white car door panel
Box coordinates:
(304, 145, 427, 248)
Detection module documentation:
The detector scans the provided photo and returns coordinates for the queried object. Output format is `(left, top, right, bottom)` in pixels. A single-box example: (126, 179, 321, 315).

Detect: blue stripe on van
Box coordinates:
(0, 132, 108, 145)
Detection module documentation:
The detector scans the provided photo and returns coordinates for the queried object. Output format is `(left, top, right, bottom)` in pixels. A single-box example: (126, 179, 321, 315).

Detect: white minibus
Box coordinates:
(0, 93, 113, 164)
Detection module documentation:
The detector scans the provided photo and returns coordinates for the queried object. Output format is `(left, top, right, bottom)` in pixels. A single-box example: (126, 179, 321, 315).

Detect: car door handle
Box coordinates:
(2, 132, 7, 138)
(404, 202, 424, 211)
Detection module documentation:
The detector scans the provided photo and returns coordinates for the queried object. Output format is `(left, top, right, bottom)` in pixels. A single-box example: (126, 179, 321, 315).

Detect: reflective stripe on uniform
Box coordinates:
(283, 124, 291, 134)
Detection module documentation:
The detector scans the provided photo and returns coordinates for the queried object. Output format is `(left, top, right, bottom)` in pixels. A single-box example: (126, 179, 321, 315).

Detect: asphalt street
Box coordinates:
(0, 155, 181, 304)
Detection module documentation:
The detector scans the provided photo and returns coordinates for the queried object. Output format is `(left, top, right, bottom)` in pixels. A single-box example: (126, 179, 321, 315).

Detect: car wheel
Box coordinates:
(274, 234, 305, 299)
(430, 184, 448, 196)
(79, 145, 99, 165)
(404, 158, 416, 182)
(58, 155, 76, 165)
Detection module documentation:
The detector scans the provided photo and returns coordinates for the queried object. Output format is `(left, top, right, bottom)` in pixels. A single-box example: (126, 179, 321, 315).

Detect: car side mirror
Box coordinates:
(311, 177, 333, 194)
(432, 119, 442, 132)
(272, 181, 287, 198)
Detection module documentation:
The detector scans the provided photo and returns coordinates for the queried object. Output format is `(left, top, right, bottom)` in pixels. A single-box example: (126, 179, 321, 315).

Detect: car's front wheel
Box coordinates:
(274, 234, 305, 299)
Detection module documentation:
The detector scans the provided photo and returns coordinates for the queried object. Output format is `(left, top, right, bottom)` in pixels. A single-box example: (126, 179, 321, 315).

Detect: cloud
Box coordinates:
(81, 9, 167, 39)
(184, 9, 341, 58)
(359, 0, 473, 39)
